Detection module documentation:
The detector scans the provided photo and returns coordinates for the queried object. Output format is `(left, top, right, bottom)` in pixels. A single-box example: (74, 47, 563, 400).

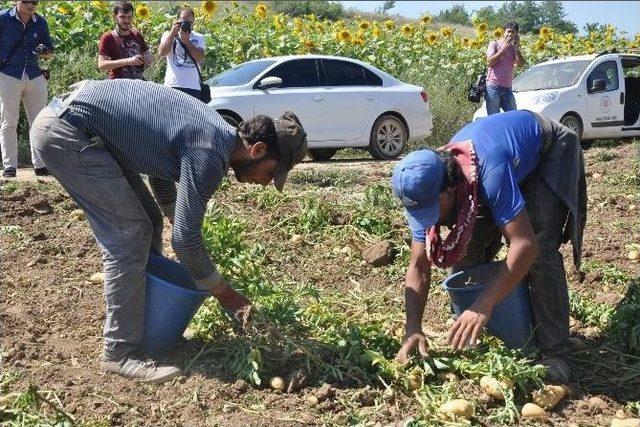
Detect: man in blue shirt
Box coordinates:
(0, 1, 54, 178)
(392, 110, 586, 384)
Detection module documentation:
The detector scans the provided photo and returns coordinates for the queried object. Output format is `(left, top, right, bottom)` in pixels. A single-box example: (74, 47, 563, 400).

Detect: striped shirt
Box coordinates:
(67, 79, 237, 286)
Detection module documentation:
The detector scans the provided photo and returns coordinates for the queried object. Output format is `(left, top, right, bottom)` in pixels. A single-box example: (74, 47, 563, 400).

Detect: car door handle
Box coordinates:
(365, 95, 376, 101)
(313, 95, 324, 102)
(620, 92, 624, 104)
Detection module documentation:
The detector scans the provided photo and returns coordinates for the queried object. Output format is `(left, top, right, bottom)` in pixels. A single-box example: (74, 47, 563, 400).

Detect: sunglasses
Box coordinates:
(22, 1, 39, 5)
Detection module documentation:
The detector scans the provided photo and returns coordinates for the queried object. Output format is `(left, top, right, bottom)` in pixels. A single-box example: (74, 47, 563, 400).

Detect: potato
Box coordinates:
(629, 204, 637, 211)
(611, 419, 640, 427)
(592, 172, 603, 180)
(269, 376, 286, 392)
(628, 251, 639, 261)
(89, 272, 105, 284)
(290, 234, 304, 246)
(439, 399, 474, 420)
(70, 209, 85, 221)
(480, 376, 514, 400)
(532, 385, 566, 409)
(305, 394, 319, 406)
(521, 403, 547, 420)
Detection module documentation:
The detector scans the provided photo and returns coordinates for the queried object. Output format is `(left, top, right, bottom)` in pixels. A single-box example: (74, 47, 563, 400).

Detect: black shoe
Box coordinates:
(34, 167, 49, 176)
(2, 167, 16, 178)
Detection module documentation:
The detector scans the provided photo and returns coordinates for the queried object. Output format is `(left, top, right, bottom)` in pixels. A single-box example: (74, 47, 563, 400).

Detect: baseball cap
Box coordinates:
(273, 111, 308, 191)
(391, 149, 445, 239)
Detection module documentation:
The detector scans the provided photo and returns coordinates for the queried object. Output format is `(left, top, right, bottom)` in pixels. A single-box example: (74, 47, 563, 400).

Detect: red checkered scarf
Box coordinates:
(427, 140, 480, 268)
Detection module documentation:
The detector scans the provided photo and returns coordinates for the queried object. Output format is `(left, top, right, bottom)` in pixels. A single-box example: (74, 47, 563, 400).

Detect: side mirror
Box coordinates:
(590, 79, 606, 93)
(257, 76, 282, 90)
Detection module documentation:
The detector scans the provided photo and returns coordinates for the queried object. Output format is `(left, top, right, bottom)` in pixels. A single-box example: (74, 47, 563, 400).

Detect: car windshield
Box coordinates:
(513, 60, 591, 92)
(207, 60, 277, 87)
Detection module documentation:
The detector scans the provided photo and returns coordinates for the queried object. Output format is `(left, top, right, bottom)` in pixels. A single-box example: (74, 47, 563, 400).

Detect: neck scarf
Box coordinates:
(427, 140, 480, 268)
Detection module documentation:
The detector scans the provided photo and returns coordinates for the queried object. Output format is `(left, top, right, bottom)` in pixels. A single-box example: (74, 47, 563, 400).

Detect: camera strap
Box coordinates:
(174, 37, 204, 83)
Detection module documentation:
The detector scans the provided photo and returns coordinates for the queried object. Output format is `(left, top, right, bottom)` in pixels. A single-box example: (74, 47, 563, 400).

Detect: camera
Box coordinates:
(33, 44, 49, 55)
(180, 21, 191, 33)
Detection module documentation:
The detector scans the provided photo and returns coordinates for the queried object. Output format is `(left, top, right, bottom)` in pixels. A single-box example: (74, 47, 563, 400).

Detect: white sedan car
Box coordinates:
(206, 55, 433, 160)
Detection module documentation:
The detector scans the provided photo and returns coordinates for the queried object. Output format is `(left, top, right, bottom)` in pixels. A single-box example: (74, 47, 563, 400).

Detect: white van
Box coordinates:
(473, 52, 640, 142)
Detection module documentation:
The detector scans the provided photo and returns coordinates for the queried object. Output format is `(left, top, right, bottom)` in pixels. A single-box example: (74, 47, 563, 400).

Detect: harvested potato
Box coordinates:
(269, 376, 285, 392)
(628, 251, 639, 261)
(305, 394, 319, 406)
(89, 272, 105, 284)
(439, 399, 474, 420)
(70, 209, 85, 221)
(522, 403, 547, 420)
(532, 385, 566, 409)
(290, 234, 304, 246)
(480, 376, 514, 400)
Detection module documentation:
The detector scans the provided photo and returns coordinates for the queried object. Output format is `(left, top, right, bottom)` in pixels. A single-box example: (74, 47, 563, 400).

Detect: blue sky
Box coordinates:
(339, 1, 640, 36)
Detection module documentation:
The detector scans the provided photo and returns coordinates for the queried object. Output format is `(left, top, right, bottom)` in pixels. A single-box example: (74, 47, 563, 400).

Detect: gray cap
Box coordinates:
(273, 111, 307, 191)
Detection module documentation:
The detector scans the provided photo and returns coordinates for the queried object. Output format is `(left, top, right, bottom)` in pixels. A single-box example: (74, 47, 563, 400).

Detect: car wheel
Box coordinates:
(368, 114, 407, 160)
(308, 149, 338, 162)
(219, 112, 241, 128)
(560, 114, 583, 140)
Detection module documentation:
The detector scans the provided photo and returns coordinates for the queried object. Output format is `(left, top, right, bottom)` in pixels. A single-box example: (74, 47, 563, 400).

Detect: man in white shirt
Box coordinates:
(157, 6, 205, 99)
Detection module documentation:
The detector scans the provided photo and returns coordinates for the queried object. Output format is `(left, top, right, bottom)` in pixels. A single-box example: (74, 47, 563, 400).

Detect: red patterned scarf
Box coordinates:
(427, 140, 480, 268)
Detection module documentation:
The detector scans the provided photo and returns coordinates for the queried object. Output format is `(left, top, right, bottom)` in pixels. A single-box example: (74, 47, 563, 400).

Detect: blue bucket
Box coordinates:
(442, 262, 536, 349)
(139, 255, 210, 357)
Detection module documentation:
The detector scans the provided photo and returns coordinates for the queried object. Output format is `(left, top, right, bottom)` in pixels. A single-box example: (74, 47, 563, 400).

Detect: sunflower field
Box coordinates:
(14, 0, 640, 148)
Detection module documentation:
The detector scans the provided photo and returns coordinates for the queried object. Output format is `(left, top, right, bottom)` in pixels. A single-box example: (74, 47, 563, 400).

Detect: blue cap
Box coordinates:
(391, 149, 444, 240)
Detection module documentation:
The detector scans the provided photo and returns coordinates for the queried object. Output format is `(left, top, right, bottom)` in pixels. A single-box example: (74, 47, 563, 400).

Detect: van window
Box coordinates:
(587, 60, 619, 92)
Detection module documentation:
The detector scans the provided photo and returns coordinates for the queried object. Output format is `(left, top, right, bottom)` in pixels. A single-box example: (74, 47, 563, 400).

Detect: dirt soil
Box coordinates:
(2, 144, 640, 426)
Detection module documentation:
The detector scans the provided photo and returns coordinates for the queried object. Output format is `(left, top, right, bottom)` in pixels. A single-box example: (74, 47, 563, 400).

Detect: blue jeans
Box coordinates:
(31, 103, 164, 360)
(485, 85, 517, 115)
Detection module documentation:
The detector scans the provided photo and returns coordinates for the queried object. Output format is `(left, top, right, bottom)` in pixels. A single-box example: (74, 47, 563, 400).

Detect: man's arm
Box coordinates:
(39, 18, 54, 58)
(149, 177, 177, 223)
(158, 26, 180, 57)
(395, 240, 432, 363)
(487, 40, 510, 68)
(98, 54, 142, 72)
(447, 210, 539, 349)
(178, 31, 205, 63)
(514, 46, 525, 67)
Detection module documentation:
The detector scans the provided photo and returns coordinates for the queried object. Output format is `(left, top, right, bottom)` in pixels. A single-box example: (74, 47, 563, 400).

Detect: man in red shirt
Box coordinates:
(98, 1, 152, 80)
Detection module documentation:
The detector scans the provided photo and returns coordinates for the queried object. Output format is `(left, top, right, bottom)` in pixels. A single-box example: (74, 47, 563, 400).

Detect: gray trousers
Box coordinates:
(453, 172, 570, 357)
(31, 105, 164, 360)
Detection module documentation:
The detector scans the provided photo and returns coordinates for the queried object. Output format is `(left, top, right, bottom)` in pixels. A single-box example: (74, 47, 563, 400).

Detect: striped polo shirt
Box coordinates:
(67, 79, 237, 286)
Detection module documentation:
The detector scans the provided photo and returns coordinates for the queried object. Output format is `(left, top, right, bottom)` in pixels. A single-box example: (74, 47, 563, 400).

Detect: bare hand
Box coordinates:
(178, 30, 190, 44)
(170, 21, 181, 37)
(128, 55, 144, 66)
(447, 304, 491, 350)
(395, 331, 429, 364)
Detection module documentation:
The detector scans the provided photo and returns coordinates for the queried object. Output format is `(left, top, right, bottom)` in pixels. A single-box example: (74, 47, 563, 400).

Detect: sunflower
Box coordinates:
(90, 1, 108, 10)
(135, 3, 150, 19)
(358, 21, 371, 31)
(273, 14, 284, 31)
(302, 39, 315, 52)
(534, 40, 545, 52)
(539, 26, 551, 37)
(293, 17, 303, 33)
(401, 24, 414, 37)
(493, 27, 503, 38)
(384, 20, 395, 30)
(440, 26, 454, 37)
(461, 37, 470, 46)
(255, 3, 267, 19)
(315, 22, 325, 34)
(420, 14, 432, 25)
(57, 4, 71, 14)
(477, 22, 488, 32)
(372, 28, 382, 38)
(201, 1, 218, 17)
(337, 30, 351, 42)
(352, 36, 365, 47)
(425, 32, 438, 45)
(470, 39, 481, 48)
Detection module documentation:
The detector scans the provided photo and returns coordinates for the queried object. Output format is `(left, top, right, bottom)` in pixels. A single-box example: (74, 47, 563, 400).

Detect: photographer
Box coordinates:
(98, 1, 152, 80)
(485, 22, 524, 115)
(157, 6, 205, 99)
(0, 0, 54, 178)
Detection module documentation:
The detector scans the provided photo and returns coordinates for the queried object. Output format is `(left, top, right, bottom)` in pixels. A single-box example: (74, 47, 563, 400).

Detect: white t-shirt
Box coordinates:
(161, 30, 206, 90)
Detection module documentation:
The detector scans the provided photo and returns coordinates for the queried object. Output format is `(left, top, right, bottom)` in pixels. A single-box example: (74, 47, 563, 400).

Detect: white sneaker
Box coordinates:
(101, 355, 182, 384)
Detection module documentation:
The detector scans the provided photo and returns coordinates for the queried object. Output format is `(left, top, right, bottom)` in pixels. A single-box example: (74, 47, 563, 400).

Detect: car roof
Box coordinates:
(534, 52, 640, 67)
